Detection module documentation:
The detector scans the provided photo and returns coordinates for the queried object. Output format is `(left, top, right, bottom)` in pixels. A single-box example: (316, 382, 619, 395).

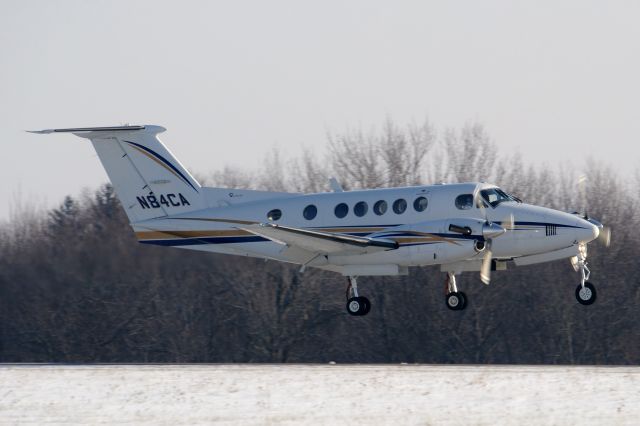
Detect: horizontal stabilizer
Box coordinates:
(27, 126, 146, 134)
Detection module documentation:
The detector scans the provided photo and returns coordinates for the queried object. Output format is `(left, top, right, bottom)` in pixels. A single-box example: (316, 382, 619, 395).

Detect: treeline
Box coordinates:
(0, 120, 638, 363)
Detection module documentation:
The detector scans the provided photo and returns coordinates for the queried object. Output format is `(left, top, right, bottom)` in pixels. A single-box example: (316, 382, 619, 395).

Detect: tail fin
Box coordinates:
(31, 125, 204, 223)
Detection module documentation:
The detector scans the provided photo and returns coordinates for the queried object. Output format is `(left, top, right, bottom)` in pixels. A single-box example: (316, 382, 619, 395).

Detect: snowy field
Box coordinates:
(1, 364, 639, 425)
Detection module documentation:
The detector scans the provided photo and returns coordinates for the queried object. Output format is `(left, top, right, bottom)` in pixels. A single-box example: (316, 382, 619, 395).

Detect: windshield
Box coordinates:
(480, 188, 521, 207)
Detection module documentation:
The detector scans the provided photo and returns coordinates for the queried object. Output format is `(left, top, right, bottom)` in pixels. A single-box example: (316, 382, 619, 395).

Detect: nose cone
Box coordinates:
(547, 210, 600, 244)
(577, 219, 600, 243)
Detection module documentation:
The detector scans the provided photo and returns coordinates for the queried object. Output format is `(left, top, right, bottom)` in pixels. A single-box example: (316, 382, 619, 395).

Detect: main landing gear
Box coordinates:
(345, 276, 371, 316)
(445, 272, 467, 311)
(573, 245, 597, 305)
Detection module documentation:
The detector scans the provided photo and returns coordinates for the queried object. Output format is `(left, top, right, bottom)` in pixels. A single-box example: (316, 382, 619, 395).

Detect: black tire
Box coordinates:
(361, 297, 371, 316)
(457, 291, 468, 310)
(446, 292, 464, 311)
(346, 296, 371, 316)
(575, 282, 597, 305)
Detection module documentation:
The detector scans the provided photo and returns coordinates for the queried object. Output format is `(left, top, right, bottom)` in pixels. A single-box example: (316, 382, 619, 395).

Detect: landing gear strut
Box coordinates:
(573, 244, 597, 305)
(346, 276, 371, 316)
(445, 272, 467, 311)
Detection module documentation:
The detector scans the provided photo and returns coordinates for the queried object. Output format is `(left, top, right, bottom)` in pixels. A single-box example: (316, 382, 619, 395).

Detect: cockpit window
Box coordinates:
(455, 194, 474, 210)
(480, 188, 520, 207)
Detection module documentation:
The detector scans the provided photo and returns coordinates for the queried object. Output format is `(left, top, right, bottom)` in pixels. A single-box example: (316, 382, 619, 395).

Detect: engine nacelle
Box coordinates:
(366, 218, 487, 266)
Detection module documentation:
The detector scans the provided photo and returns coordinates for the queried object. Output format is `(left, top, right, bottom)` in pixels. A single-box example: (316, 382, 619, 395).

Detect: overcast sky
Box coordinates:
(1, 0, 639, 221)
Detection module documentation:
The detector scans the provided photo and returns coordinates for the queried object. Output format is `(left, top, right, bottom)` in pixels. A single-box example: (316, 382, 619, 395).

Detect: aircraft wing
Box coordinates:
(239, 223, 398, 255)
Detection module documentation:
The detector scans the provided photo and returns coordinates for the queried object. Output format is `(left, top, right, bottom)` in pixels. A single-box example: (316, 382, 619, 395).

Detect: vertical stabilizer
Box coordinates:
(31, 125, 204, 223)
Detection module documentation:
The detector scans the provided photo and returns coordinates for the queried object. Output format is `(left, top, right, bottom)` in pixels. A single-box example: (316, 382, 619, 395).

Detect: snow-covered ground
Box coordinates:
(1, 364, 638, 425)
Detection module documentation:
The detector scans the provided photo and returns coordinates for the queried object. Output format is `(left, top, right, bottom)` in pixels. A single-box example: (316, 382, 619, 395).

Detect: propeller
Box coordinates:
(501, 213, 515, 231)
(587, 217, 612, 247)
(448, 186, 513, 284)
(571, 243, 588, 272)
(600, 227, 612, 247)
(473, 185, 507, 285)
(575, 174, 612, 248)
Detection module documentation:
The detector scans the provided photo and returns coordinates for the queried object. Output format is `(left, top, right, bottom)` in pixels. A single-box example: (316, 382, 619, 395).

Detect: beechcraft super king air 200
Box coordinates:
(31, 125, 612, 316)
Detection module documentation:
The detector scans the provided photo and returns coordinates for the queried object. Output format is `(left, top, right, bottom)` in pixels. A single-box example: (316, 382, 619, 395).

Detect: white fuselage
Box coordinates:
(134, 183, 599, 276)
(34, 125, 604, 311)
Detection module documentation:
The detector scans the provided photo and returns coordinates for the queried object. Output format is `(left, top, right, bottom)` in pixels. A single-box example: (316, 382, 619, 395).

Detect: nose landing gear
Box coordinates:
(572, 244, 597, 305)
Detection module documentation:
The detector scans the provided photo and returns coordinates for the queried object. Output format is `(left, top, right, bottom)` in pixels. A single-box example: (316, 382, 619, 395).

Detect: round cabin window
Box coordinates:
(267, 209, 282, 221)
(354, 201, 368, 217)
(414, 196, 428, 212)
(303, 204, 317, 220)
(334, 203, 349, 219)
(392, 199, 407, 214)
(373, 200, 387, 216)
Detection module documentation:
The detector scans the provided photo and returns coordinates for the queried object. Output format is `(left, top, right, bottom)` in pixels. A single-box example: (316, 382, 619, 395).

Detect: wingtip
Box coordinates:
(26, 129, 54, 134)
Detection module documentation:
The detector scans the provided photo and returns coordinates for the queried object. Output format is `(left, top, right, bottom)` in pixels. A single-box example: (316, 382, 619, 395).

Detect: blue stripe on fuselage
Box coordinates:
(138, 221, 586, 247)
(510, 221, 586, 229)
(140, 235, 267, 246)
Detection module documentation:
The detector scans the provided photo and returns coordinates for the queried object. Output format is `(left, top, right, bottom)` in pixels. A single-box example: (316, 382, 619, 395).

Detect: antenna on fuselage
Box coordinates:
(329, 177, 344, 192)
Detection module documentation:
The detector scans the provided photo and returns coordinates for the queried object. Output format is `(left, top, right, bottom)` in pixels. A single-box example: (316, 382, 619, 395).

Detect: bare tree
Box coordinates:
(378, 118, 436, 187)
(442, 123, 498, 183)
(327, 127, 384, 189)
(206, 166, 256, 189)
(287, 148, 326, 193)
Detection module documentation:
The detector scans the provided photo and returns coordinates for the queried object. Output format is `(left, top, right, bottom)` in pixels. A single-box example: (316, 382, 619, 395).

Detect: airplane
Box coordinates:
(31, 125, 611, 316)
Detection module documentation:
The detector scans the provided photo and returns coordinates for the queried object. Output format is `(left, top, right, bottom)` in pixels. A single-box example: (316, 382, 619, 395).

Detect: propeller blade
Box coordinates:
(577, 243, 587, 260)
(480, 246, 492, 285)
(585, 218, 610, 247)
(577, 174, 588, 215)
(473, 184, 487, 221)
(570, 256, 580, 272)
(502, 213, 515, 231)
(599, 226, 611, 247)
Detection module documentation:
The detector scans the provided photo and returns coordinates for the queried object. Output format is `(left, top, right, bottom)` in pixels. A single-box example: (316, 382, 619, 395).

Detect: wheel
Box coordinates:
(346, 297, 371, 316)
(575, 282, 597, 305)
(446, 292, 466, 311)
(347, 297, 361, 315)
